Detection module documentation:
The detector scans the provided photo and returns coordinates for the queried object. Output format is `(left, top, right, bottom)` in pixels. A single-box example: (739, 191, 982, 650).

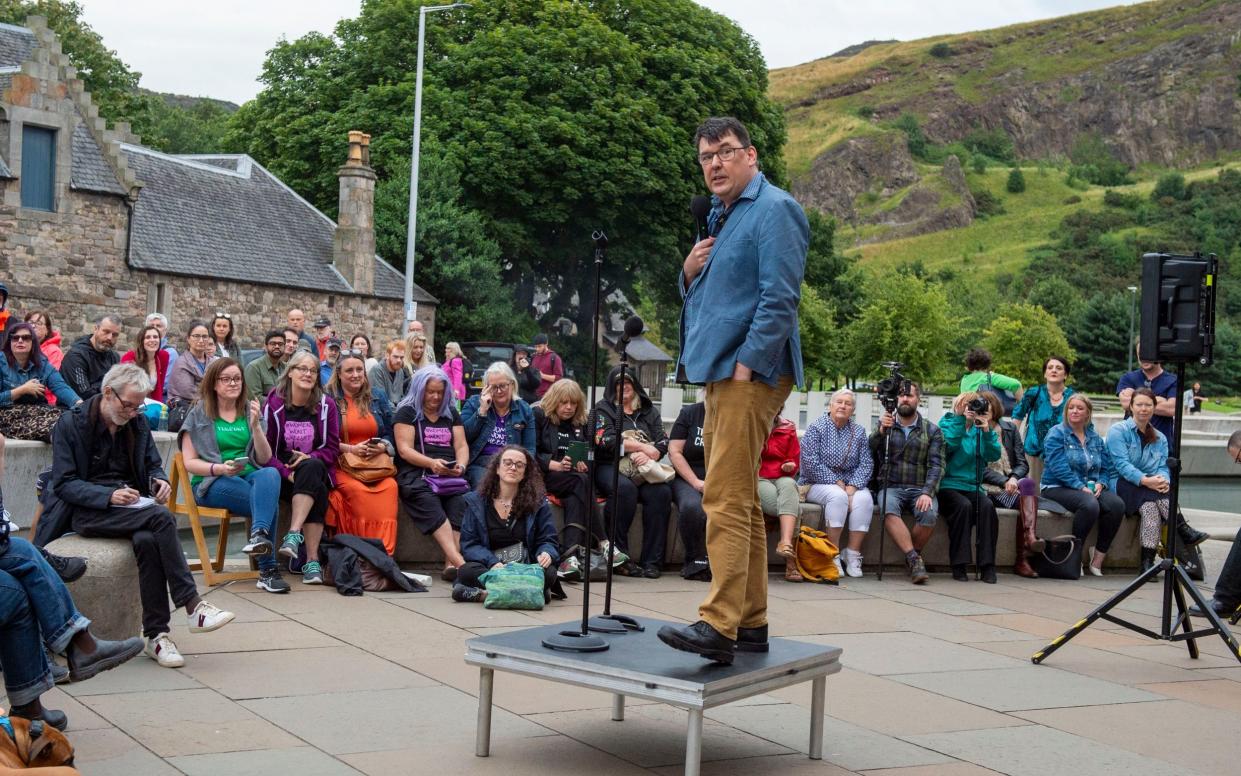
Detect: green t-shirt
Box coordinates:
(191, 416, 255, 488)
(959, 370, 1021, 394)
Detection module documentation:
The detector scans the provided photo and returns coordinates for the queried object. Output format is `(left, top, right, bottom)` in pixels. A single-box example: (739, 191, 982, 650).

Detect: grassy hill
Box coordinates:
(768, 0, 1241, 277)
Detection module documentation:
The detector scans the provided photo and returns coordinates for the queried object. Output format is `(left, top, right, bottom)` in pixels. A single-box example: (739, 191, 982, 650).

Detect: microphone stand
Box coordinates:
(542, 231, 612, 652)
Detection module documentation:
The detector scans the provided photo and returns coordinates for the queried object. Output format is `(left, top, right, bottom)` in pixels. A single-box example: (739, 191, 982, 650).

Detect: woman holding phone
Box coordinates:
(325, 351, 399, 554)
(263, 349, 339, 585)
(394, 365, 469, 580)
(461, 362, 536, 487)
(180, 358, 287, 593)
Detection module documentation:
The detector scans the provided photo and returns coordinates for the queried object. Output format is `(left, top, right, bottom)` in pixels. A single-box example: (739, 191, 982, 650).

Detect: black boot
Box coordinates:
(657, 620, 735, 664)
(1175, 514, 1209, 548)
(39, 546, 88, 583)
(1140, 547, 1158, 582)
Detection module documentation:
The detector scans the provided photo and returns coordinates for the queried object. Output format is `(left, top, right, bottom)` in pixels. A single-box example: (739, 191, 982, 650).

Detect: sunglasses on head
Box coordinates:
(215, 312, 232, 319)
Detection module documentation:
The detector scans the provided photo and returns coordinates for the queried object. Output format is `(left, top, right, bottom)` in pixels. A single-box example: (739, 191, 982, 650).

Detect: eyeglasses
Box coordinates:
(109, 389, 143, 414)
(218, 375, 243, 385)
(189, 333, 212, 340)
(697, 146, 747, 166)
(290, 365, 317, 375)
(499, 459, 527, 470)
(340, 349, 365, 358)
(8, 334, 31, 342)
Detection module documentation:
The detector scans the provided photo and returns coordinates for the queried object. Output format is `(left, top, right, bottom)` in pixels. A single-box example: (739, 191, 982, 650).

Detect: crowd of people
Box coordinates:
(0, 292, 1230, 691)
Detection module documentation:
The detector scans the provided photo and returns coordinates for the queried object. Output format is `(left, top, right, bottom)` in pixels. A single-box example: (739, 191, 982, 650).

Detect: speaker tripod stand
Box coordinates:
(1032, 361, 1241, 666)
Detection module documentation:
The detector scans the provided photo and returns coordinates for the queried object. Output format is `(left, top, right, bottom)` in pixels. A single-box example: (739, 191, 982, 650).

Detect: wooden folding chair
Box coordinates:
(168, 452, 258, 586)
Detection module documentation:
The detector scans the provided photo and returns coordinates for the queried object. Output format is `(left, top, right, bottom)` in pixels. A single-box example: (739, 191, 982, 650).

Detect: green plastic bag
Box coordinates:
(479, 562, 546, 610)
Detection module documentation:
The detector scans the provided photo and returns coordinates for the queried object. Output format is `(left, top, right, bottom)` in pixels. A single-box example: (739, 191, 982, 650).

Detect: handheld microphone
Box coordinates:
(690, 196, 711, 241)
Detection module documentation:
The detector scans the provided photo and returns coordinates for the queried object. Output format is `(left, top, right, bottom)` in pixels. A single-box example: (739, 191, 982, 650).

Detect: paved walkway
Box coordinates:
(10, 540, 1241, 776)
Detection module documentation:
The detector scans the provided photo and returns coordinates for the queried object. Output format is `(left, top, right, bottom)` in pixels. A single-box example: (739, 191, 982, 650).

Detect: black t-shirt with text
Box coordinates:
(670, 402, 706, 477)
(394, 405, 462, 476)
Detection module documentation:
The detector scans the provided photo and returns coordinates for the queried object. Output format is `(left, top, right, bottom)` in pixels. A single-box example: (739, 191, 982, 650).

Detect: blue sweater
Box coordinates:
(1104, 418, 1170, 491)
(459, 491, 560, 568)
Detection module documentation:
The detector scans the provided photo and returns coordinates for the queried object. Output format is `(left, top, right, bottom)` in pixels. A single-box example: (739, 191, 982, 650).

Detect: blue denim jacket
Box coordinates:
(0, 358, 80, 408)
(1041, 422, 1116, 491)
(1104, 418, 1170, 490)
(460, 395, 536, 466)
(677, 173, 808, 387)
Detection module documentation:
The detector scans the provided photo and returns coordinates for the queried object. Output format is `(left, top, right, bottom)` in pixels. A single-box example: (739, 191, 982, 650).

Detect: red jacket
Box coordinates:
(759, 418, 800, 480)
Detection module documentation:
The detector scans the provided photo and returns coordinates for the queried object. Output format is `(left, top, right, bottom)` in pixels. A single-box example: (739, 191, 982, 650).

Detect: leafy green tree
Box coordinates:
(842, 273, 954, 384)
(1061, 291, 1132, 392)
(963, 127, 1015, 165)
(227, 0, 785, 355)
(1006, 167, 1026, 193)
(799, 283, 841, 388)
(138, 96, 234, 154)
(1150, 171, 1187, 202)
(981, 304, 1073, 386)
(1068, 132, 1131, 186)
(1025, 276, 1084, 322)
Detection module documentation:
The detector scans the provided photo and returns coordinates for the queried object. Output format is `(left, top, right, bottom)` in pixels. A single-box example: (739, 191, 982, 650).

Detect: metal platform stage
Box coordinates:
(465, 617, 843, 776)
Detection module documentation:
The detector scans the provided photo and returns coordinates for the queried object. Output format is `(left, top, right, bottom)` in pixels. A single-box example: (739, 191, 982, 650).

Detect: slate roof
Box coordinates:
(122, 146, 430, 302)
(0, 23, 34, 67)
(602, 332, 673, 363)
(70, 115, 128, 195)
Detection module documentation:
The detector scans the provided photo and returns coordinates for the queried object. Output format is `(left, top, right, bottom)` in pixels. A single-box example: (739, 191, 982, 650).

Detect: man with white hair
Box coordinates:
(35, 364, 235, 668)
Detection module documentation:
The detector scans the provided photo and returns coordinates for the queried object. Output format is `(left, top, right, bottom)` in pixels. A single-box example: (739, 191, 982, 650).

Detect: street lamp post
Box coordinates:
(1127, 285, 1138, 372)
(403, 2, 470, 327)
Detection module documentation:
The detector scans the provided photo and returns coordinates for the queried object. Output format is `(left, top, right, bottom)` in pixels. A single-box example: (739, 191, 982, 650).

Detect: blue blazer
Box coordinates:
(459, 491, 560, 568)
(460, 394, 536, 466)
(677, 172, 808, 387)
(1104, 418, 1170, 491)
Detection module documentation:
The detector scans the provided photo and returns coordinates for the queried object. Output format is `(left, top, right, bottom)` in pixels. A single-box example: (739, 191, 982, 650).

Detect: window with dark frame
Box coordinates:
(20, 124, 56, 211)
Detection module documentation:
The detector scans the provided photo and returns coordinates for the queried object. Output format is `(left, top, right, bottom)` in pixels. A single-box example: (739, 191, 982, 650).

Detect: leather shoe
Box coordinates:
(1188, 599, 1238, 618)
(1176, 520, 1210, 548)
(9, 706, 67, 732)
(39, 546, 87, 583)
(657, 620, 735, 665)
(642, 564, 662, 579)
(68, 635, 145, 682)
(735, 624, 769, 653)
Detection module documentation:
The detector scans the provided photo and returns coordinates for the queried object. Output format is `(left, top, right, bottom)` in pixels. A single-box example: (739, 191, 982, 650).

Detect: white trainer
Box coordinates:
(843, 548, 864, 578)
(144, 633, 185, 668)
(187, 600, 235, 634)
(833, 556, 844, 577)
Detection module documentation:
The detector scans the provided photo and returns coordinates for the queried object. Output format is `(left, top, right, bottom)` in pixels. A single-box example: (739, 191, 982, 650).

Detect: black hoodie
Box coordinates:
(593, 366, 667, 465)
(59, 334, 119, 402)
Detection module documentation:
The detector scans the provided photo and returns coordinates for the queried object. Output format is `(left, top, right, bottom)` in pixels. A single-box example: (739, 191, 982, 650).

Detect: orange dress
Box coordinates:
(327, 396, 399, 555)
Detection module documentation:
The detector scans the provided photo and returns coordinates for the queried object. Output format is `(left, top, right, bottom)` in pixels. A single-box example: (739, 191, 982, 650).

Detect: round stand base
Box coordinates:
(589, 614, 645, 633)
(542, 630, 610, 652)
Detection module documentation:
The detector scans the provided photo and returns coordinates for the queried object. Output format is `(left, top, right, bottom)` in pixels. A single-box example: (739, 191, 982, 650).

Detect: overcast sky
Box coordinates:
(77, 0, 1144, 105)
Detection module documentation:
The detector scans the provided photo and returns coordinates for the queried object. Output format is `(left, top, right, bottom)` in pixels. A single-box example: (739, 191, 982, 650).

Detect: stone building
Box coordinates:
(0, 16, 435, 353)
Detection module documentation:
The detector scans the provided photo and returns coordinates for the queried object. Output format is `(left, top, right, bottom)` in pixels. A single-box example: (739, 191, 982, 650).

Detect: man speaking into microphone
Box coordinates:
(658, 116, 808, 663)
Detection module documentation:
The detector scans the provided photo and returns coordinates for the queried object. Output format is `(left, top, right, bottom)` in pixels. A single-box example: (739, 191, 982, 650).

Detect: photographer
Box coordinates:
(870, 382, 942, 585)
(938, 392, 1003, 583)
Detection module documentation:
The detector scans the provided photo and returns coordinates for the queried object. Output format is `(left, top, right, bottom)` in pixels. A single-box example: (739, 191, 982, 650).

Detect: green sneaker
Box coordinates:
(302, 561, 323, 585)
(278, 531, 303, 560)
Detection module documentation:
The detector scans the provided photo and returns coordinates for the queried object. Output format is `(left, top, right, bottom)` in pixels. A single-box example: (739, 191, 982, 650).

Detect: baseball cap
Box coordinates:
(313, 317, 331, 328)
(532, 333, 548, 346)
(326, 337, 342, 348)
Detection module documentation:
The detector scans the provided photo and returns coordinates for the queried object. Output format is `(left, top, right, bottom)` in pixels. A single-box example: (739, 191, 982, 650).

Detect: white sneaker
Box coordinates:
(843, 548, 864, 578)
(187, 600, 235, 633)
(144, 633, 185, 668)
(401, 571, 433, 587)
(833, 556, 844, 577)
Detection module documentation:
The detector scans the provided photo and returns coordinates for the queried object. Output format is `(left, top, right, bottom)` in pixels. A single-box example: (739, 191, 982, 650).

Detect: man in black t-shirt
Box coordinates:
(669, 402, 710, 580)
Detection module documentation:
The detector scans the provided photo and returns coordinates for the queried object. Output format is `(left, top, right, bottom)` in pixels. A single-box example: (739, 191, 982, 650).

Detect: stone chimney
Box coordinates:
(333, 130, 377, 295)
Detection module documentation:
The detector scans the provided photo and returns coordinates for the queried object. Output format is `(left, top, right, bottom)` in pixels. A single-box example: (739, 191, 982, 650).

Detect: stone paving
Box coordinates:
(7, 539, 1241, 776)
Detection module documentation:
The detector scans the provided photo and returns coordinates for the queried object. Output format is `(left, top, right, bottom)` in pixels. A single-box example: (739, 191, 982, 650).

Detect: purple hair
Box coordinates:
(398, 364, 456, 421)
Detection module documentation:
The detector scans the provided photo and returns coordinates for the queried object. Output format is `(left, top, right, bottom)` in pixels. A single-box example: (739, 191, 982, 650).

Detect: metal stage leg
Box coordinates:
(612, 694, 625, 721)
(809, 676, 826, 759)
(685, 708, 704, 776)
(476, 668, 493, 757)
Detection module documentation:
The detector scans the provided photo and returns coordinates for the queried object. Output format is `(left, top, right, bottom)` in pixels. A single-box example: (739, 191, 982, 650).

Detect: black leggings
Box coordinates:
(1042, 486, 1126, 553)
(938, 488, 998, 568)
(280, 456, 332, 524)
(595, 464, 671, 567)
(670, 477, 708, 570)
(543, 469, 605, 552)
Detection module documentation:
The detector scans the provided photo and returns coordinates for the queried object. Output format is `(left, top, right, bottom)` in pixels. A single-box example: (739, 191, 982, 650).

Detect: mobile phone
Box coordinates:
(227, 456, 250, 468)
(367, 438, 385, 446)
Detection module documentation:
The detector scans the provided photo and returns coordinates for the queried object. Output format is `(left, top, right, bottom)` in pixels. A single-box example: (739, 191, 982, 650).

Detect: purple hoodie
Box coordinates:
(262, 391, 340, 485)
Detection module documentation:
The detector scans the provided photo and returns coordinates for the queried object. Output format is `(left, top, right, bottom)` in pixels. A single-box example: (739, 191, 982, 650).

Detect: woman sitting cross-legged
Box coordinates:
(939, 392, 1003, 583)
(593, 366, 671, 579)
(461, 361, 536, 486)
(800, 389, 873, 578)
(265, 349, 339, 585)
(1106, 387, 1208, 578)
(760, 413, 803, 583)
(533, 378, 623, 581)
(0, 322, 81, 442)
(394, 365, 469, 581)
(179, 358, 288, 593)
(453, 445, 561, 604)
(325, 351, 399, 555)
(1041, 394, 1123, 576)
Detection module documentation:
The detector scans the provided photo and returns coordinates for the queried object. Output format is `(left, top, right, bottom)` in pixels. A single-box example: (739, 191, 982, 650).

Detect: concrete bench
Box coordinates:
(43, 535, 143, 641)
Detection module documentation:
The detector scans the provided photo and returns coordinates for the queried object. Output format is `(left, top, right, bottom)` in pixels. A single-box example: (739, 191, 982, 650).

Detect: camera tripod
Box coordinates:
(1032, 360, 1241, 666)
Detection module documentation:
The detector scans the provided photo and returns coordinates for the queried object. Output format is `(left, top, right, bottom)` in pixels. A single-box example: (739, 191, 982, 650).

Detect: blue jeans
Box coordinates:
(0, 538, 91, 705)
(878, 486, 939, 526)
(199, 467, 282, 571)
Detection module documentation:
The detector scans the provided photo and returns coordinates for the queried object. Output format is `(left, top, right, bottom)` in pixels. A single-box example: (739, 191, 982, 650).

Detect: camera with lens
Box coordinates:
(875, 361, 910, 413)
(966, 395, 991, 427)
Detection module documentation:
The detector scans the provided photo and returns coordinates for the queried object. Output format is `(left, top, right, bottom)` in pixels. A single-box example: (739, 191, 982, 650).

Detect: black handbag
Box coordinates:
(494, 542, 528, 565)
(1030, 534, 1083, 580)
(167, 398, 191, 433)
